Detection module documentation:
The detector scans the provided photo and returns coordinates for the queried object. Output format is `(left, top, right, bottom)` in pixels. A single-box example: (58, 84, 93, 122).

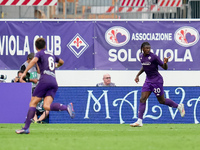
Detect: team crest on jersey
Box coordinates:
(148, 56, 151, 60)
(67, 33, 89, 58)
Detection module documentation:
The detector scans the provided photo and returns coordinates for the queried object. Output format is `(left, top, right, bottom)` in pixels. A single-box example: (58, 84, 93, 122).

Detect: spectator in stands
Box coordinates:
(12, 70, 27, 83)
(20, 53, 40, 92)
(33, 99, 49, 124)
(96, 73, 116, 87)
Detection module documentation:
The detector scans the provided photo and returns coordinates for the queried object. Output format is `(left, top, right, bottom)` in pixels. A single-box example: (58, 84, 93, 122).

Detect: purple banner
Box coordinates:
(0, 21, 94, 70)
(0, 83, 31, 123)
(95, 21, 200, 70)
(0, 20, 199, 70)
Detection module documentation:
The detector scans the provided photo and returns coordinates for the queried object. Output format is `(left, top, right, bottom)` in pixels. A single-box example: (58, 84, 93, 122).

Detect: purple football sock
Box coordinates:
(23, 107, 36, 130)
(164, 98, 178, 108)
(50, 103, 68, 111)
(138, 102, 146, 119)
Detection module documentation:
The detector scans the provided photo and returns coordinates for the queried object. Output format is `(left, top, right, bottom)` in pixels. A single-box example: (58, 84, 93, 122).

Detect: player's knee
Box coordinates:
(140, 97, 147, 103)
(43, 104, 50, 111)
(158, 100, 165, 104)
(29, 101, 37, 107)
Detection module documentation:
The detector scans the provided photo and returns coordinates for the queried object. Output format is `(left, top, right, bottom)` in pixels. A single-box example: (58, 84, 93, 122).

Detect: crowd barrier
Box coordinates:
(50, 86, 200, 124)
(0, 83, 31, 123)
(0, 84, 199, 124)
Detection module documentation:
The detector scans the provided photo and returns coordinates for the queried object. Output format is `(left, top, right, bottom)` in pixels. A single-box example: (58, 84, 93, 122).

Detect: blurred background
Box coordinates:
(0, 0, 199, 19)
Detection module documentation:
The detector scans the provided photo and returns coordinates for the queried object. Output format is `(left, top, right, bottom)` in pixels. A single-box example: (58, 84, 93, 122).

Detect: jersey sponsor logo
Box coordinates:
(105, 26, 130, 47)
(43, 70, 55, 78)
(174, 26, 199, 47)
(141, 62, 151, 65)
(67, 33, 89, 58)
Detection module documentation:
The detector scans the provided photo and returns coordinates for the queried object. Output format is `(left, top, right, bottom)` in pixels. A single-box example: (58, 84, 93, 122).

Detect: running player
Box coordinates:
(16, 37, 75, 134)
(130, 42, 185, 127)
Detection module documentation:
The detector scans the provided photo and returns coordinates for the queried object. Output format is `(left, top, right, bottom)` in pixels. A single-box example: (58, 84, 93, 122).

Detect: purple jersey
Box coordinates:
(140, 52, 164, 83)
(35, 50, 59, 83)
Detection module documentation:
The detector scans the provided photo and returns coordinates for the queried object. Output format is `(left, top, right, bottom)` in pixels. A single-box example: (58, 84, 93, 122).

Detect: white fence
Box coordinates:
(0, 0, 200, 19)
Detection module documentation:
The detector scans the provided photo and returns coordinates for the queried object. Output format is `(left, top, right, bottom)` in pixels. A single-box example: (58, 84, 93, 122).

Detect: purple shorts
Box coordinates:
(142, 82, 164, 97)
(32, 81, 58, 99)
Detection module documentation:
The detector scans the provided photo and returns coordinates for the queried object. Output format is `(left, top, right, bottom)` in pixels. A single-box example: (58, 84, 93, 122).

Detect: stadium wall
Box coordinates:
(0, 84, 200, 124)
(50, 86, 200, 124)
(0, 83, 31, 123)
(1, 70, 200, 86)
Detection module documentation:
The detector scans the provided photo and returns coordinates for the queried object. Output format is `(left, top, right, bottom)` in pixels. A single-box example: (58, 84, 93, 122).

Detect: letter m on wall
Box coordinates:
(84, 90, 111, 119)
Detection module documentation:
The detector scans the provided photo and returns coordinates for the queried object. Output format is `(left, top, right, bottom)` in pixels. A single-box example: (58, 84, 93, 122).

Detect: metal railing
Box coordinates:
(0, 0, 200, 19)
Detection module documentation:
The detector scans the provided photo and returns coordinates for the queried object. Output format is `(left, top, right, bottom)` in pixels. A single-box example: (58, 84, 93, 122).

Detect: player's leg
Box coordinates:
(157, 95, 185, 117)
(130, 82, 152, 127)
(157, 94, 178, 107)
(155, 83, 185, 117)
(44, 94, 75, 119)
(130, 91, 151, 127)
(24, 97, 42, 128)
(16, 96, 42, 134)
(139, 91, 151, 118)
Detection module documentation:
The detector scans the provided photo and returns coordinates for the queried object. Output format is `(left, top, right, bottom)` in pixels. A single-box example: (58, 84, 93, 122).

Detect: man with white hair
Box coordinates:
(96, 73, 116, 87)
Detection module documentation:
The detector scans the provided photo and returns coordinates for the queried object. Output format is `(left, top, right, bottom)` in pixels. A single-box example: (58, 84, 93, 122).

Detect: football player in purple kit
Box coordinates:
(130, 42, 185, 127)
(16, 37, 75, 134)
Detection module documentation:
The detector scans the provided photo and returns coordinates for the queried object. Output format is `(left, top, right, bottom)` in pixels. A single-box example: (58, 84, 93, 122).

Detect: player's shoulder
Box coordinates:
(37, 50, 55, 58)
(149, 52, 155, 56)
(44, 50, 54, 56)
(110, 82, 116, 86)
(96, 82, 104, 87)
(150, 52, 159, 58)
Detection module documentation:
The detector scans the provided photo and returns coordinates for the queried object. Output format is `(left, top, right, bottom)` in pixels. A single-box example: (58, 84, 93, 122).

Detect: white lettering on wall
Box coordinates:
(165, 87, 185, 119)
(131, 33, 172, 41)
(84, 87, 200, 124)
(0, 35, 61, 56)
(187, 96, 200, 124)
(0, 35, 30, 55)
(113, 90, 138, 124)
(108, 49, 193, 62)
(84, 90, 111, 119)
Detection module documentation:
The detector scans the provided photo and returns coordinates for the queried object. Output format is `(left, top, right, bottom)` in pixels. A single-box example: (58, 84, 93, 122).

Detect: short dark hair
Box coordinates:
(17, 70, 24, 76)
(141, 42, 150, 53)
(27, 53, 35, 60)
(35, 37, 46, 49)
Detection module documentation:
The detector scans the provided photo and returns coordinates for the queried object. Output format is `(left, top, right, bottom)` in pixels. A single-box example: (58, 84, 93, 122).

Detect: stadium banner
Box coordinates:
(0, 83, 31, 123)
(0, 20, 200, 70)
(95, 21, 200, 70)
(0, 21, 94, 70)
(50, 86, 200, 124)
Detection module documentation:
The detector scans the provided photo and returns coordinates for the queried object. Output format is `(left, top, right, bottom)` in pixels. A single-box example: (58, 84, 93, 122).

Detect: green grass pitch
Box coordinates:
(0, 124, 200, 150)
